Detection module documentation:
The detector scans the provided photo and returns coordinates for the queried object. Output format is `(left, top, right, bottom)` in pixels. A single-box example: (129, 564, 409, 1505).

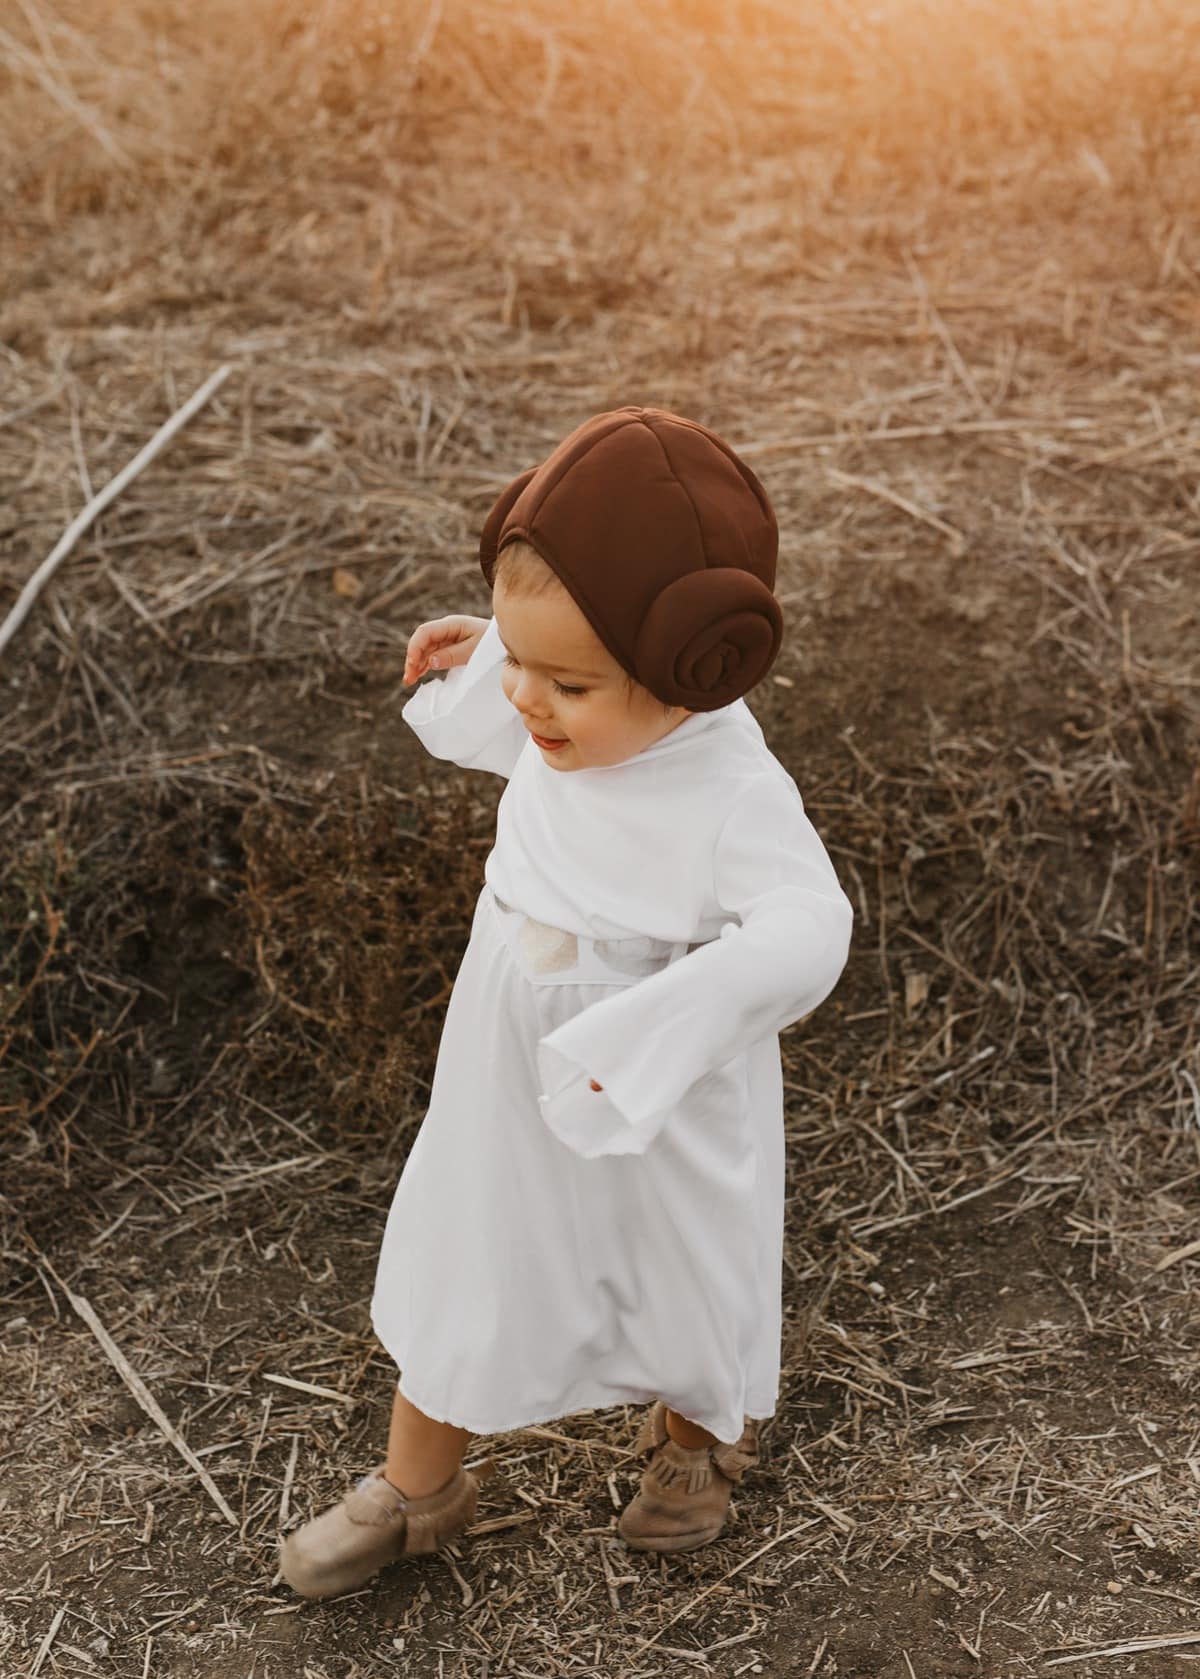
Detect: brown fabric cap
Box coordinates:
(478, 407, 782, 711)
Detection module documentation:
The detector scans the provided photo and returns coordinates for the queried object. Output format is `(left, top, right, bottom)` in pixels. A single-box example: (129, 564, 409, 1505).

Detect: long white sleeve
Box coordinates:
(535, 768, 853, 1158)
(401, 616, 529, 779)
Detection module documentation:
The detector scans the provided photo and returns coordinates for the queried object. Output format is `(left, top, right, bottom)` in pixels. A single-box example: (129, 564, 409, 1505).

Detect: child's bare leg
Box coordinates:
(664, 1409, 717, 1449)
(279, 1384, 476, 1598)
(384, 1384, 471, 1497)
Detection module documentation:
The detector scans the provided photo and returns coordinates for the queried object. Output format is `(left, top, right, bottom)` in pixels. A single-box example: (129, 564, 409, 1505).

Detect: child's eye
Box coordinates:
(503, 653, 586, 698)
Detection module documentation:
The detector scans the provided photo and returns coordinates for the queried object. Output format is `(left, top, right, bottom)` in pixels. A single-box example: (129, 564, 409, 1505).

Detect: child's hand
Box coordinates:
(403, 615, 490, 684)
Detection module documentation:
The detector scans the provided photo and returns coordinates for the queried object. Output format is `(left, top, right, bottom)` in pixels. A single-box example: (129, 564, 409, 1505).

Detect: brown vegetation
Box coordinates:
(2, 3, 1199, 1675)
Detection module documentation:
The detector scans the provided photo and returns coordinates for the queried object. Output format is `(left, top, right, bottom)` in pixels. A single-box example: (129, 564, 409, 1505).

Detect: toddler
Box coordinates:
(280, 406, 853, 1599)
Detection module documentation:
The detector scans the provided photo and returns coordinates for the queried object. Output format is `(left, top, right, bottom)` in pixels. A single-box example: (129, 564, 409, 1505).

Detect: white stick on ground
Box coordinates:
(29, 1606, 66, 1678)
(0, 362, 233, 661)
(1045, 1632, 1200, 1665)
(278, 1433, 299, 1529)
(1153, 1236, 1200, 1272)
(262, 1371, 359, 1405)
(47, 1264, 238, 1524)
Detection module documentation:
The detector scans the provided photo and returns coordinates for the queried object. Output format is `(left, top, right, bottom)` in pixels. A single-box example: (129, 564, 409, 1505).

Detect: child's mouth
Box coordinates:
(530, 731, 568, 750)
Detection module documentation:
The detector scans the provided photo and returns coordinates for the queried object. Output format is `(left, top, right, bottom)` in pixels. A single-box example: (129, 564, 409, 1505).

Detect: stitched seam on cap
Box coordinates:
(514, 415, 647, 671)
(662, 412, 775, 531)
(643, 416, 711, 570)
(533, 413, 641, 519)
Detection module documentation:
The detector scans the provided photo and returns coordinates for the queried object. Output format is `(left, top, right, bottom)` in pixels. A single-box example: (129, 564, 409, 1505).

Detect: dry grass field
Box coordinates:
(2, 3, 1200, 1675)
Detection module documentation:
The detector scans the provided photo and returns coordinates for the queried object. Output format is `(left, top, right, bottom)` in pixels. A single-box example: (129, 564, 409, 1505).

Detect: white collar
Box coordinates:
(555, 698, 745, 776)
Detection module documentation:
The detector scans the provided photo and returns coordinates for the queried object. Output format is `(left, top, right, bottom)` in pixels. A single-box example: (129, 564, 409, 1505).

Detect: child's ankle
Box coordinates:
(664, 1410, 718, 1451)
(381, 1462, 459, 1501)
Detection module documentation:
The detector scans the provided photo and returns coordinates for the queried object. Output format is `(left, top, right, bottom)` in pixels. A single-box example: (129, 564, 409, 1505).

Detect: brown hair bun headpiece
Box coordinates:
(478, 407, 782, 711)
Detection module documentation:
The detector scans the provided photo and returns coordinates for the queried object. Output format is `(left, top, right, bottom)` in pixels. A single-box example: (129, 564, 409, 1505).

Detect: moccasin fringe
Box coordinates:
(633, 1400, 670, 1455)
(711, 1434, 758, 1484)
(400, 1467, 478, 1557)
(646, 1439, 714, 1496)
(401, 1504, 443, 1556)
(634, 1403, 759, 1486)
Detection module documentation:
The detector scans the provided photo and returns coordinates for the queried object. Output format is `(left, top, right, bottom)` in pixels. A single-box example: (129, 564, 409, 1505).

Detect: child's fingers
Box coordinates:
(433, 638, 477, 671)
(405, 621, 454, 669)
(403, 618, 476, 682)
(402, 617, 488, 682)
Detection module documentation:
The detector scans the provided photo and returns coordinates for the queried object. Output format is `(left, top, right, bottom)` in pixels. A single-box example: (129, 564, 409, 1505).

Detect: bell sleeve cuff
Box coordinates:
(401, 616, 528, 779)
(537, 1041, 659, 1159)
(535, 769, 854, 1158)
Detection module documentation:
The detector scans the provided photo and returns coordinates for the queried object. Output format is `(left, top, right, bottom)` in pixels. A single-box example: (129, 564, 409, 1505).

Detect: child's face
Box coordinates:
(493, 575, 692, 771)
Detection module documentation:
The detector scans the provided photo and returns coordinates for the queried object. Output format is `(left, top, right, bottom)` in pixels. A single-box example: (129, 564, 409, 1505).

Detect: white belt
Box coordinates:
(487, 884, 709, 987)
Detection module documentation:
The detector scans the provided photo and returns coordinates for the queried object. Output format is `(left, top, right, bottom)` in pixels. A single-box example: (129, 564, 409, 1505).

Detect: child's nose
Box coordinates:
(512, 674, 549, 715)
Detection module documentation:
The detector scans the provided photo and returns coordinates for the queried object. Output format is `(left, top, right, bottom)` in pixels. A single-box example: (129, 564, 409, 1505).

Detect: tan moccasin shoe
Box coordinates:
(618, 1401, 759, 1553)
(279, 1463, 477, 1599)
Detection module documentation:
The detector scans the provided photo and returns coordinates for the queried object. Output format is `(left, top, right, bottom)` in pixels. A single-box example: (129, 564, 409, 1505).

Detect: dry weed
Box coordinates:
(1, 3, 1199, 1675)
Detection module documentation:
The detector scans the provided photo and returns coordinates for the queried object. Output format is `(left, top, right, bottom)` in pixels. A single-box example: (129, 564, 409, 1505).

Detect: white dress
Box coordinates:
(370, 617, 853, 1444)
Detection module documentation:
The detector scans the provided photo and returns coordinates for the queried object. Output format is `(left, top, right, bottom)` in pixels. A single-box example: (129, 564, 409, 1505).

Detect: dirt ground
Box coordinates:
(3, 5, 1200, 1677)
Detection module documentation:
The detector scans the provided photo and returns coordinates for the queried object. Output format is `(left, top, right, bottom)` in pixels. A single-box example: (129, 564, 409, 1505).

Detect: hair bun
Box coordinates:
(477, 408, 783, 708)
(633, 567, 782, 711)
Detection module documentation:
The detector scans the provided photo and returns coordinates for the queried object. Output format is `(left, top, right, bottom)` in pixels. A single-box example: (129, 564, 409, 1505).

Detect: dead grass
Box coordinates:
(3, 0, 1200, 211)
(2, 2, 1200, 1676)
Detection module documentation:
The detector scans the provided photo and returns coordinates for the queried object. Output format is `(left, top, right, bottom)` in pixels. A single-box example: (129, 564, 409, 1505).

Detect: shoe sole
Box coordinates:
(619, 1524, 724, 1554)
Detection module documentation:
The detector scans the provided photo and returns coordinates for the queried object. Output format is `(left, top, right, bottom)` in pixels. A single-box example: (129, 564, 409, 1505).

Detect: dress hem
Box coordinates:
(391, 1364, 776, 1447)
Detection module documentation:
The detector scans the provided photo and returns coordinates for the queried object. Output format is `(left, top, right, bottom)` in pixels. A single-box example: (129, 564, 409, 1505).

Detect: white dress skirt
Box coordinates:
(369, 615, 853, 1445)
(371, 882, 785, 1444)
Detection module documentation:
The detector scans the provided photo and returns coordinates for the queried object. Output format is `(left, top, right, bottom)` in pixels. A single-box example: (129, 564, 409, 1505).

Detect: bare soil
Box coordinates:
(3, 5, 1200, 1676)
